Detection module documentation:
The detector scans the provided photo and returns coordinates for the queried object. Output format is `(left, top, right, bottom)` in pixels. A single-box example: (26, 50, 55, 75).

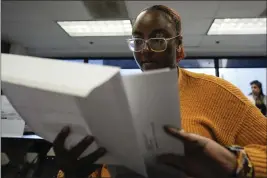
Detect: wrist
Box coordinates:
(226, 149, 238, 176)
(226, 145, 254, 178)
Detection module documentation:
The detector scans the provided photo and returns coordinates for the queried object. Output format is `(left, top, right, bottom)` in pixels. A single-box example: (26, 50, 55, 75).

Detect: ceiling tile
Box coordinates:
(1, 1, 93, 22)
(216, 1, 267, 18)
(74, 36, 131, 46)
(200, 35, 267, 47)
(126, 1, 220, 19)
(6, 34, 79, 49)
(28, 44, 131, 58)
(182, 35, 203, 47)
(182, 18, 213, 35)
(2, 21, 66, 37)
(185, 46, 267, 56)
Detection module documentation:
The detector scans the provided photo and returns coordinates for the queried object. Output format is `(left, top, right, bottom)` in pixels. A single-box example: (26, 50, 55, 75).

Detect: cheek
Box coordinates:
(167, 43, 177, 55)
(156, 51, 171, 62)
(133, 52, 141, 65)
(164, 45, 177, 63)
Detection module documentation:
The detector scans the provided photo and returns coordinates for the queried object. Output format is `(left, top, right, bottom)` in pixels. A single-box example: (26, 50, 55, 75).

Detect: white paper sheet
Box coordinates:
(1, 54, 122, 165)
(1, 95, 25, 138)
(123, 69, 184, 177)
(1, 54, 183, 177)
(123, 69, 183, 157)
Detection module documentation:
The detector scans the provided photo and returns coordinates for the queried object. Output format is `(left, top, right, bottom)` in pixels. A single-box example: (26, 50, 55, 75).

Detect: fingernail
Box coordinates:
(98, 147, 107, 154)
(85, 135, 93, 142)
(164, 125, 181, 134)
(62, 126, 70, 133)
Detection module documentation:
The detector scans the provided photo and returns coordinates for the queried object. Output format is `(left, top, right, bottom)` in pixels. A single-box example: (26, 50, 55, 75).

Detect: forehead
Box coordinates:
(132, 10, 175, 37)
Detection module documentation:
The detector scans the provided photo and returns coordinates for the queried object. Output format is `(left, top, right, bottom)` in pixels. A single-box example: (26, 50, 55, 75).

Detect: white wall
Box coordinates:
(184, 68, 267, 97)
(220, 68, 267, 96)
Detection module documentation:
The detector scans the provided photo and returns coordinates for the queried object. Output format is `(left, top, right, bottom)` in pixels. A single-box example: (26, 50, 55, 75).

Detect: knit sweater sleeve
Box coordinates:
(235, 105, 267, 178)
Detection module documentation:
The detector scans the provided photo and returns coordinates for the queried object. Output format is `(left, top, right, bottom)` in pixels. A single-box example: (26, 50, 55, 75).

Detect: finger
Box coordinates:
(53, 126, 70, 150)
(163, 125, 189, 142)
(78, 147, 106, 165)
(164, 125, 209, 152)
(157, 154, 194, 177)
(69, 135, 94, 158)
(164, 125, 204, 143)
(157, 153, 186, 171)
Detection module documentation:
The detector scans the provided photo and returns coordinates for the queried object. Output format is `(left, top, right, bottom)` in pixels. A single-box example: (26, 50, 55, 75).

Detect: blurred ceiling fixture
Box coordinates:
(57, 20, 132, 36)
(207, 18, 266, 35)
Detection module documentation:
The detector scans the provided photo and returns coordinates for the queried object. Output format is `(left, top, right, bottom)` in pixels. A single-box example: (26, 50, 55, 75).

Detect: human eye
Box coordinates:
(155, 33, 165, 38)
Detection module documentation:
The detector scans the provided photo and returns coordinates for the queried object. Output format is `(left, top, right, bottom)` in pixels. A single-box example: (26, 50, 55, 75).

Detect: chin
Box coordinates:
(142, 65, 162, 71)
(141, 64, 176, 71)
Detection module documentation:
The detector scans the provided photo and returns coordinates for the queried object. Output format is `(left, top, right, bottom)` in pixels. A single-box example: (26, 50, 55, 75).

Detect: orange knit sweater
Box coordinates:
(58, 68, 267, 178)
(179, 69, 267, 178)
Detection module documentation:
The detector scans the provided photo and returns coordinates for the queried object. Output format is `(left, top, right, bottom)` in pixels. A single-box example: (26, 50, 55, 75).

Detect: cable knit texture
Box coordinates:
(58, 69, 267, 178)
(179, 69, 267, 178)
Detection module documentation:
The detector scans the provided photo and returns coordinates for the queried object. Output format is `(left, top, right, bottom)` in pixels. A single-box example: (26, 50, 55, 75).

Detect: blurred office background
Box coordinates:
(1, 1, 266, 177)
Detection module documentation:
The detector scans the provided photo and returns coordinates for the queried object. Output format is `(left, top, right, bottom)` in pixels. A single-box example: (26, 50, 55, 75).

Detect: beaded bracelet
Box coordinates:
(227, 145, 254, 178)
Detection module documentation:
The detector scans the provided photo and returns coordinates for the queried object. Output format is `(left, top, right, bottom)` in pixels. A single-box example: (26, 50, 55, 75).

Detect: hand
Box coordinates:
(53, 126, 106, 177)
(157, 125, 237, 178)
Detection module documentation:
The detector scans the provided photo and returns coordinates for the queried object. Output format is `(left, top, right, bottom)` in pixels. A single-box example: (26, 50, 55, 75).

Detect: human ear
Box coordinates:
(176, 45, 181, 57)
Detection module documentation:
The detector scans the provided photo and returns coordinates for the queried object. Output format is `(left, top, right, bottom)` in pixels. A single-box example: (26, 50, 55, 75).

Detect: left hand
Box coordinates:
(157, 125, 237, 178)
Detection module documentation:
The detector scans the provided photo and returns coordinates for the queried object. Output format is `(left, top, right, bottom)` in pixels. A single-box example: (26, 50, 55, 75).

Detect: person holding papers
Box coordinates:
(55, 5, 266, 178)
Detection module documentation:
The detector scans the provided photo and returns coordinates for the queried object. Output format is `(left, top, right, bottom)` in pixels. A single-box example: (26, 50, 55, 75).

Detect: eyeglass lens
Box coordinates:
(128, 39, 167, 52)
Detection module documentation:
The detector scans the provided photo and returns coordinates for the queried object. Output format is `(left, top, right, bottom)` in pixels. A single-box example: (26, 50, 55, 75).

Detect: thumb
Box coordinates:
(164, 125, 190, 142)
(164, 125, 207, 147)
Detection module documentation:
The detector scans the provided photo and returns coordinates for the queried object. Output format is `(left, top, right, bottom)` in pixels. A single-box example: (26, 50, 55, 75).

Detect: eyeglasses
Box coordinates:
(126, 35, 180, 52)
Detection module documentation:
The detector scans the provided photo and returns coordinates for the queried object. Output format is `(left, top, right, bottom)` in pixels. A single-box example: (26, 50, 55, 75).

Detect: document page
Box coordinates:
(77, 73, 147, 176)
(1, 54, 122, 164)
(1, 95, 25, 137)
(122, 69, 184, 172)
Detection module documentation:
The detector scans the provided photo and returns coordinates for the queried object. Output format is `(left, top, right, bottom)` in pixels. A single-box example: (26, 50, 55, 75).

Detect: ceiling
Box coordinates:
(1, 1, 267, 58)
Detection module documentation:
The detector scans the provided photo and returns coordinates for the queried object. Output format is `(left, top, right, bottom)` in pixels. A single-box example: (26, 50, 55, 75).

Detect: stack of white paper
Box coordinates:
(1, 54, 183, 177)
(1, 95, 25, 137)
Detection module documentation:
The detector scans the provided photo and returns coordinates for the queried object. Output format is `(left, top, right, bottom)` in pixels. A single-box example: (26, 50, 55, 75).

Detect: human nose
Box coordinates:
(141, 41, 150, 53)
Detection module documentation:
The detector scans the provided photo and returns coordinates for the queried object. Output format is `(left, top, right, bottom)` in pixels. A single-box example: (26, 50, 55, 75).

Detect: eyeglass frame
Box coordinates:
(126, 35, 181, 52)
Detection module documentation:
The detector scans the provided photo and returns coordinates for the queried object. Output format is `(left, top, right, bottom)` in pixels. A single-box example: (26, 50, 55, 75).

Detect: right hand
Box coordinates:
(53, 126, 106, 177)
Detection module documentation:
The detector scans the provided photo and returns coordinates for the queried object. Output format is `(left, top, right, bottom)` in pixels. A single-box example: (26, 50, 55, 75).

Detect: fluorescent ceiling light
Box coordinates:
(207, 18, 266, 35)
(57, 20, 132, 37)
